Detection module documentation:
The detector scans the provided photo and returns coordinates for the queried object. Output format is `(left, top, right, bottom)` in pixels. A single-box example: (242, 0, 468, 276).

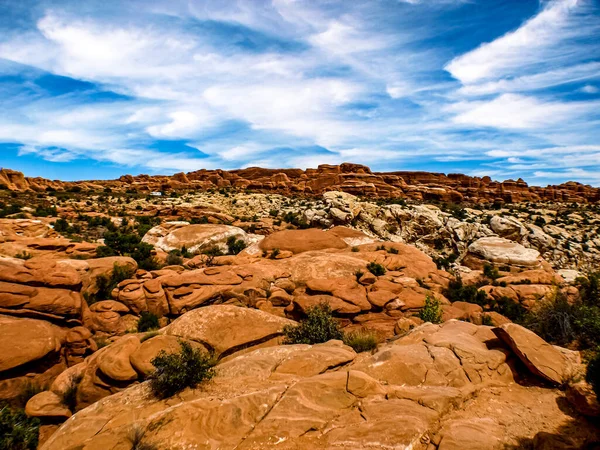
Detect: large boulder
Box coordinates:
(466, 237, 541, 268)
(493, 323, 572, 385)
(258, 229, 348, 254)
(0, 315, 65, 372)
(163, 305, 295, 358)
(489, 216, 526, 241)
(142, 222, 251, 254)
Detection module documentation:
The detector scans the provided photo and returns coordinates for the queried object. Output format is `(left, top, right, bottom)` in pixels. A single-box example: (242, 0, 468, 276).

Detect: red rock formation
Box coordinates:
(2, 164, 599, 203)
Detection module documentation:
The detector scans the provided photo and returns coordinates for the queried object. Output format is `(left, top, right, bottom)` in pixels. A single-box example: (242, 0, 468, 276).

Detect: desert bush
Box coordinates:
(490, 296, 526, 322)
(0, 403, 40, 450)
(149, 341, 215, 399)
(366, 262, 386, 276)
(89, 263, 135, 304)
(443, 277, 488, 306)
(283, 303, 344, 345)
(419, 295, 442, 324)
(521, 291, 578, 346)
(269, 248, 280, 259)
(137, 311, 160, 332)
(165, 250, 183, 266)
(483, 263, 501, 281)
(226, 236, 246, 255)
(14, 251, 32, 260)
(343, 329, 378, 353)
(586, 351, 600, 399)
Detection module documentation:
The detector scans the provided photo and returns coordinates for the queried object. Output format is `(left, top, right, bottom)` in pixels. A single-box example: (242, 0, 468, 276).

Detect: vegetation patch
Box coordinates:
(283, 303, 344, 345)
(366, 262, 386, 276)
(343, 329, 378, 353)
(149, 341, 215, 399)
(137, 311, 160, 333)
(0, 403, 40, 450)
(419, 295, 442, 324)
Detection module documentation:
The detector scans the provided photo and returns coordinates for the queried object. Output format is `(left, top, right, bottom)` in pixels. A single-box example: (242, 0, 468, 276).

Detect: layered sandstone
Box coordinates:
(3, 164, 599, 203)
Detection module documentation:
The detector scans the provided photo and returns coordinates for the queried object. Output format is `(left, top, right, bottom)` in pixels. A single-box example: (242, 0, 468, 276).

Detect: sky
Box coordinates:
(0, 0, 599, 185)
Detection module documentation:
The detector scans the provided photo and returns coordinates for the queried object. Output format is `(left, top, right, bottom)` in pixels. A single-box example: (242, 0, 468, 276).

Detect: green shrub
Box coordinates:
(226, 236, 246, 255)
(351, 246, 359, 252)
(586, 351, 600, 399)
(343, 329, 378, 353)
(89, 263, 135, 304)
(491, 296, 526, 322)
(165, 250, 183, 266)
(53, 218, 69, 233)
(283, 303, 344, 345)
(15, 250, 33, 260)
(366, 262, 386, 276)
(443, 277, 488, 306)
(138, 311, 160, 332)
(521, 291, 578, 346)
(483, 263, 500, 281)
(419, 295, 443, 324)
(149, 341, 215, 399)
(0, 403, 40, 450)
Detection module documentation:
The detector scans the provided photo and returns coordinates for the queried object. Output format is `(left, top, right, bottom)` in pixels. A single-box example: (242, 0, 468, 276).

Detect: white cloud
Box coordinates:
(451, 93, 594, 129)
(581, 84, 599, 94)
(445, 0, 582, 84)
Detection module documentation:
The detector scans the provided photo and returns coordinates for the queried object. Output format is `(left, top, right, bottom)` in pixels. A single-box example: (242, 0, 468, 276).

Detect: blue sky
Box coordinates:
(0, 0, 599, 185)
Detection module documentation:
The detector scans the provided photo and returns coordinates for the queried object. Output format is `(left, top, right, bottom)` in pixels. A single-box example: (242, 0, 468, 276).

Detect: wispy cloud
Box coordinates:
(0, 0, 598, 184)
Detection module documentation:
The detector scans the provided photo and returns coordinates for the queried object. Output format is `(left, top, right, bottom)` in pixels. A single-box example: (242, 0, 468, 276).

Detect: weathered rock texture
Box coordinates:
(3, 164, 600, 203)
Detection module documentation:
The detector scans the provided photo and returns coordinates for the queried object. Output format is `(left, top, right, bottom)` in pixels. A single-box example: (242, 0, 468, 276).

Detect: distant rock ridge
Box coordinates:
(2, 163, 599, 203)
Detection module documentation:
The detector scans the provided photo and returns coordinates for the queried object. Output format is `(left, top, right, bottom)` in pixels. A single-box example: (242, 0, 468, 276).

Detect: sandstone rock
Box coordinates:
(437, 418, 504, 450)
(493, 323, 571, 385)
(96, 335, 140, 381)
(0, 315, 65, 372)
(566, 381, 600, 417)
(143, 223, 250, 254)
(489, 215, 526, 241)
(130, 335, 207, 377)
(258, 229, 347, 254)
(25, 391, 72, 419)
(467, 237, 541, 268)
(164, 305, 295, 357)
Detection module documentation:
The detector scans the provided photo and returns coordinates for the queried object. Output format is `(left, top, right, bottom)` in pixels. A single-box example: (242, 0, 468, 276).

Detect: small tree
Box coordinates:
(283, 303, 344, 345)
(419, 295, 442, 324)
(149, 341, 215, 399)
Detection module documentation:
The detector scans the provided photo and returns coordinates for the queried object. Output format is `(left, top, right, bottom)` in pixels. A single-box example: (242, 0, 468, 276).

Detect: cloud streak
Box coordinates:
(0, 0, 598, 185)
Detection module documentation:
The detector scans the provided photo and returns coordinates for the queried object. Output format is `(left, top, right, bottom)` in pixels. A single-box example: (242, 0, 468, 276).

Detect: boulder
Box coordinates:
(0, 315, 65, 372)
(164, 305, 295, 357)
(25, 391, 72, 419)
(489, 215, 526, 241)
(493, 323, 571, 385)
(466, 237, 541, 268)
(258, 229, 348, 254)
(142, 223, 250, 254)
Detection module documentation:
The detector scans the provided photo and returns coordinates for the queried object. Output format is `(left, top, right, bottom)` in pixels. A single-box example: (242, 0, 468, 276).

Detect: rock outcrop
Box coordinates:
(3, 164, 600, 203)
(40, 320, 589, 450)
